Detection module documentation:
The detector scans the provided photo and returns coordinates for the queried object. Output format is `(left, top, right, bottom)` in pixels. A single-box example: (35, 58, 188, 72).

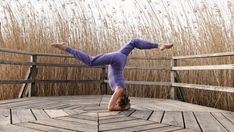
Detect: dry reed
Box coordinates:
(0, 0, 233, 111)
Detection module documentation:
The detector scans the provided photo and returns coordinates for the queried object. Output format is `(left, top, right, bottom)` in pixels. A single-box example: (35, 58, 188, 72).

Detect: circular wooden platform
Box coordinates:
(0, 95, 233, 132)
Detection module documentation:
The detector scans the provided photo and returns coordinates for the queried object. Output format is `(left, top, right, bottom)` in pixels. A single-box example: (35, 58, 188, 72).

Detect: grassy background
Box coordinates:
(0, 0, 233, 111)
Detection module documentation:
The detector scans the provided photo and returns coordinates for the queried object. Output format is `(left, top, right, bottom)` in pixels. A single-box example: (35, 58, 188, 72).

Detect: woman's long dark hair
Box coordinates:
(118, 94, 130, 109)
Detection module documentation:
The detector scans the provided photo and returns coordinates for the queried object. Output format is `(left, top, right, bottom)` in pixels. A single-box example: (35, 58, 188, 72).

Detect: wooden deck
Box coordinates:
(0, 95, 233, 132)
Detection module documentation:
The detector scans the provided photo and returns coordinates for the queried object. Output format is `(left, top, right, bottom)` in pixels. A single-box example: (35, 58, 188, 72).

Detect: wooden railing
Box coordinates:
(0, 48, 171, 98)
(0, 48, 103, 97)
(171, 52, 234, 99)
(0, 48, 234, 100)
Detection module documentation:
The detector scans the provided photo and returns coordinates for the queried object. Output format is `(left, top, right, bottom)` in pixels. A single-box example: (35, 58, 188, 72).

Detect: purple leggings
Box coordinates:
(65, 38, 158, 91)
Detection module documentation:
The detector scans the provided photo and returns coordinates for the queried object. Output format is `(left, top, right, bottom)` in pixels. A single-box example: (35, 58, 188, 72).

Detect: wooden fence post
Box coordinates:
(29, 55, 37, 97)
(100, 66, 107, 95)
(170, 58, 177, 99)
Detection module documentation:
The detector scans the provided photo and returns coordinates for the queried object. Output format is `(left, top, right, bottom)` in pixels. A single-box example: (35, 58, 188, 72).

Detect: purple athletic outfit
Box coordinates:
(65, 38, 158, 91)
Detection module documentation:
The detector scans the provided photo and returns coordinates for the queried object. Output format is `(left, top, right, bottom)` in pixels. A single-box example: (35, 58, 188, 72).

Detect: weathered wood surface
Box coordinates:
(172, 52, 234, 60)
(173, 64, 234, 70)
(172, 83, 234, 93)
(104, 80, 171, 86)
(0, 95, 233, 132)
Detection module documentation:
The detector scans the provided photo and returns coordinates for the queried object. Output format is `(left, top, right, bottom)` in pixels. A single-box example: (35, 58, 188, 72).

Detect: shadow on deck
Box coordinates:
(0, 95, 233, 132)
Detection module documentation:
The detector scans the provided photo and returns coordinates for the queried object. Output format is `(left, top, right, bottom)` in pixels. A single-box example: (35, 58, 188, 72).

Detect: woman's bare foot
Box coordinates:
(51, 42, 68, 51)
(158, 43, 173, 51)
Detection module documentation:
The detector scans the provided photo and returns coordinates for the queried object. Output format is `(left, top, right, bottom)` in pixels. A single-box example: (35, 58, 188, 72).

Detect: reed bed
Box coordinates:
(0, 0, 233, 110)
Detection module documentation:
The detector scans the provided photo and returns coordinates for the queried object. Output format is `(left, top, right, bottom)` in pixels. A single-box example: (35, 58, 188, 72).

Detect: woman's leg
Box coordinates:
(51, 43, 115, 66)
(118, 38, 158, 56)
(65, 47, 115, 66)
(119, 38, 173, 56)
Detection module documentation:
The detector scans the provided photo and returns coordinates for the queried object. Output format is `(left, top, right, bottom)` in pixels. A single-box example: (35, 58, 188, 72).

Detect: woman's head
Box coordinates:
(117, 93, 130, 110)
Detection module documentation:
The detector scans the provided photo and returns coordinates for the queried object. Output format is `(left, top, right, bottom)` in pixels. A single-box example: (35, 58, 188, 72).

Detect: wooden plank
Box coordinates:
(172, 83, 234, 93)
(71, 113, 98, 121)
(17, 122, 75, 132)
(63, 105, 82, 110)
(81, 111, 98, 117)
(63, 109, 86, 115)
(0, 124, 41, 132)
(119, 109, 135, 116)
(99, 119, 155, 131)
(24, 102, 63, 109)
(0, 47, 72, 57)
(57, 116, 97, 125)
(162, 111, 184, 127)
(11, 109, 36, 124)
(170, 58, 176, 99)
(36, 79, 101, 83)
(99, 114, 126, 120)
(172, 64, 234, 71)
(44, 104, 71, 109)
(0, 98, 32, 105)
(44, 110, 68, 118)
(136, 125, 183, 132)
(105, 123, 168, 132)
(125, 81, 171, 86)
(148, 111, 164, 123)
(18, 68, 32, 98)
(0, 80, 32, 84)
(0, 48, 35, 55)
(0, 109, 11, 125)
(104, 80, 171, 86)
(9, 100, 51, 109)
(31, 109, 50, 120)
(129, 56, 171, 60)
(128, 104, 154, 111)
(173, 128, 200, 132)
(30, 55, 37, 97)
(36, 62, 102, 68)
(183, 112, 201, 131)
(83, 105, 108, 112)
(98, 111, 120, 117)
(194, 112, 227, 132)
(155, 99, 226, 112)
(130, 110, 153, 120)
(173, 52, 234, 60)
(0, 60, 34, 66)
(30, 118, 97, 132)
(0, 99, 46, 109)
(222, 112, 234, 123)
(99, 116, 135, 124)
(125, 66, 170, 70)
(212, 112, 234, 132)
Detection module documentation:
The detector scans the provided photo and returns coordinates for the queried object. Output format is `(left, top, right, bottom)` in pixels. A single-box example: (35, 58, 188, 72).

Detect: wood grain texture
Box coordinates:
(0, 95, 232, 132)
(194, 112, 227, 132)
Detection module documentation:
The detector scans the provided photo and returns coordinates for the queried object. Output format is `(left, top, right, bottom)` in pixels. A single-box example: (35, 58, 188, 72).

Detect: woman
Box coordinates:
(51, 38, 173, 111)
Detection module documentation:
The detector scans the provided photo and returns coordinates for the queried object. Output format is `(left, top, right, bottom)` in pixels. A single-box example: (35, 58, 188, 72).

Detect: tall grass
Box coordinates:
(0, 0, 233, 111)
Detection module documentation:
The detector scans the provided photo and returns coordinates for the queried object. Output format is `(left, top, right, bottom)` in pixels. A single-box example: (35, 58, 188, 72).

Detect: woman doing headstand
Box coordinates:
(51, 38, 173, 111)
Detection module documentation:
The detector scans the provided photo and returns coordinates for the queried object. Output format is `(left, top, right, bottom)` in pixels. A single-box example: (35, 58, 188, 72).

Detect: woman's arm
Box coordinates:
(108, 87, 124, 111)
(108, 91, 120, 111)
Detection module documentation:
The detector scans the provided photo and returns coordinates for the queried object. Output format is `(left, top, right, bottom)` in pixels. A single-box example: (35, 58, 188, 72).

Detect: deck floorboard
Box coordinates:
(0, 95, 232, 132)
